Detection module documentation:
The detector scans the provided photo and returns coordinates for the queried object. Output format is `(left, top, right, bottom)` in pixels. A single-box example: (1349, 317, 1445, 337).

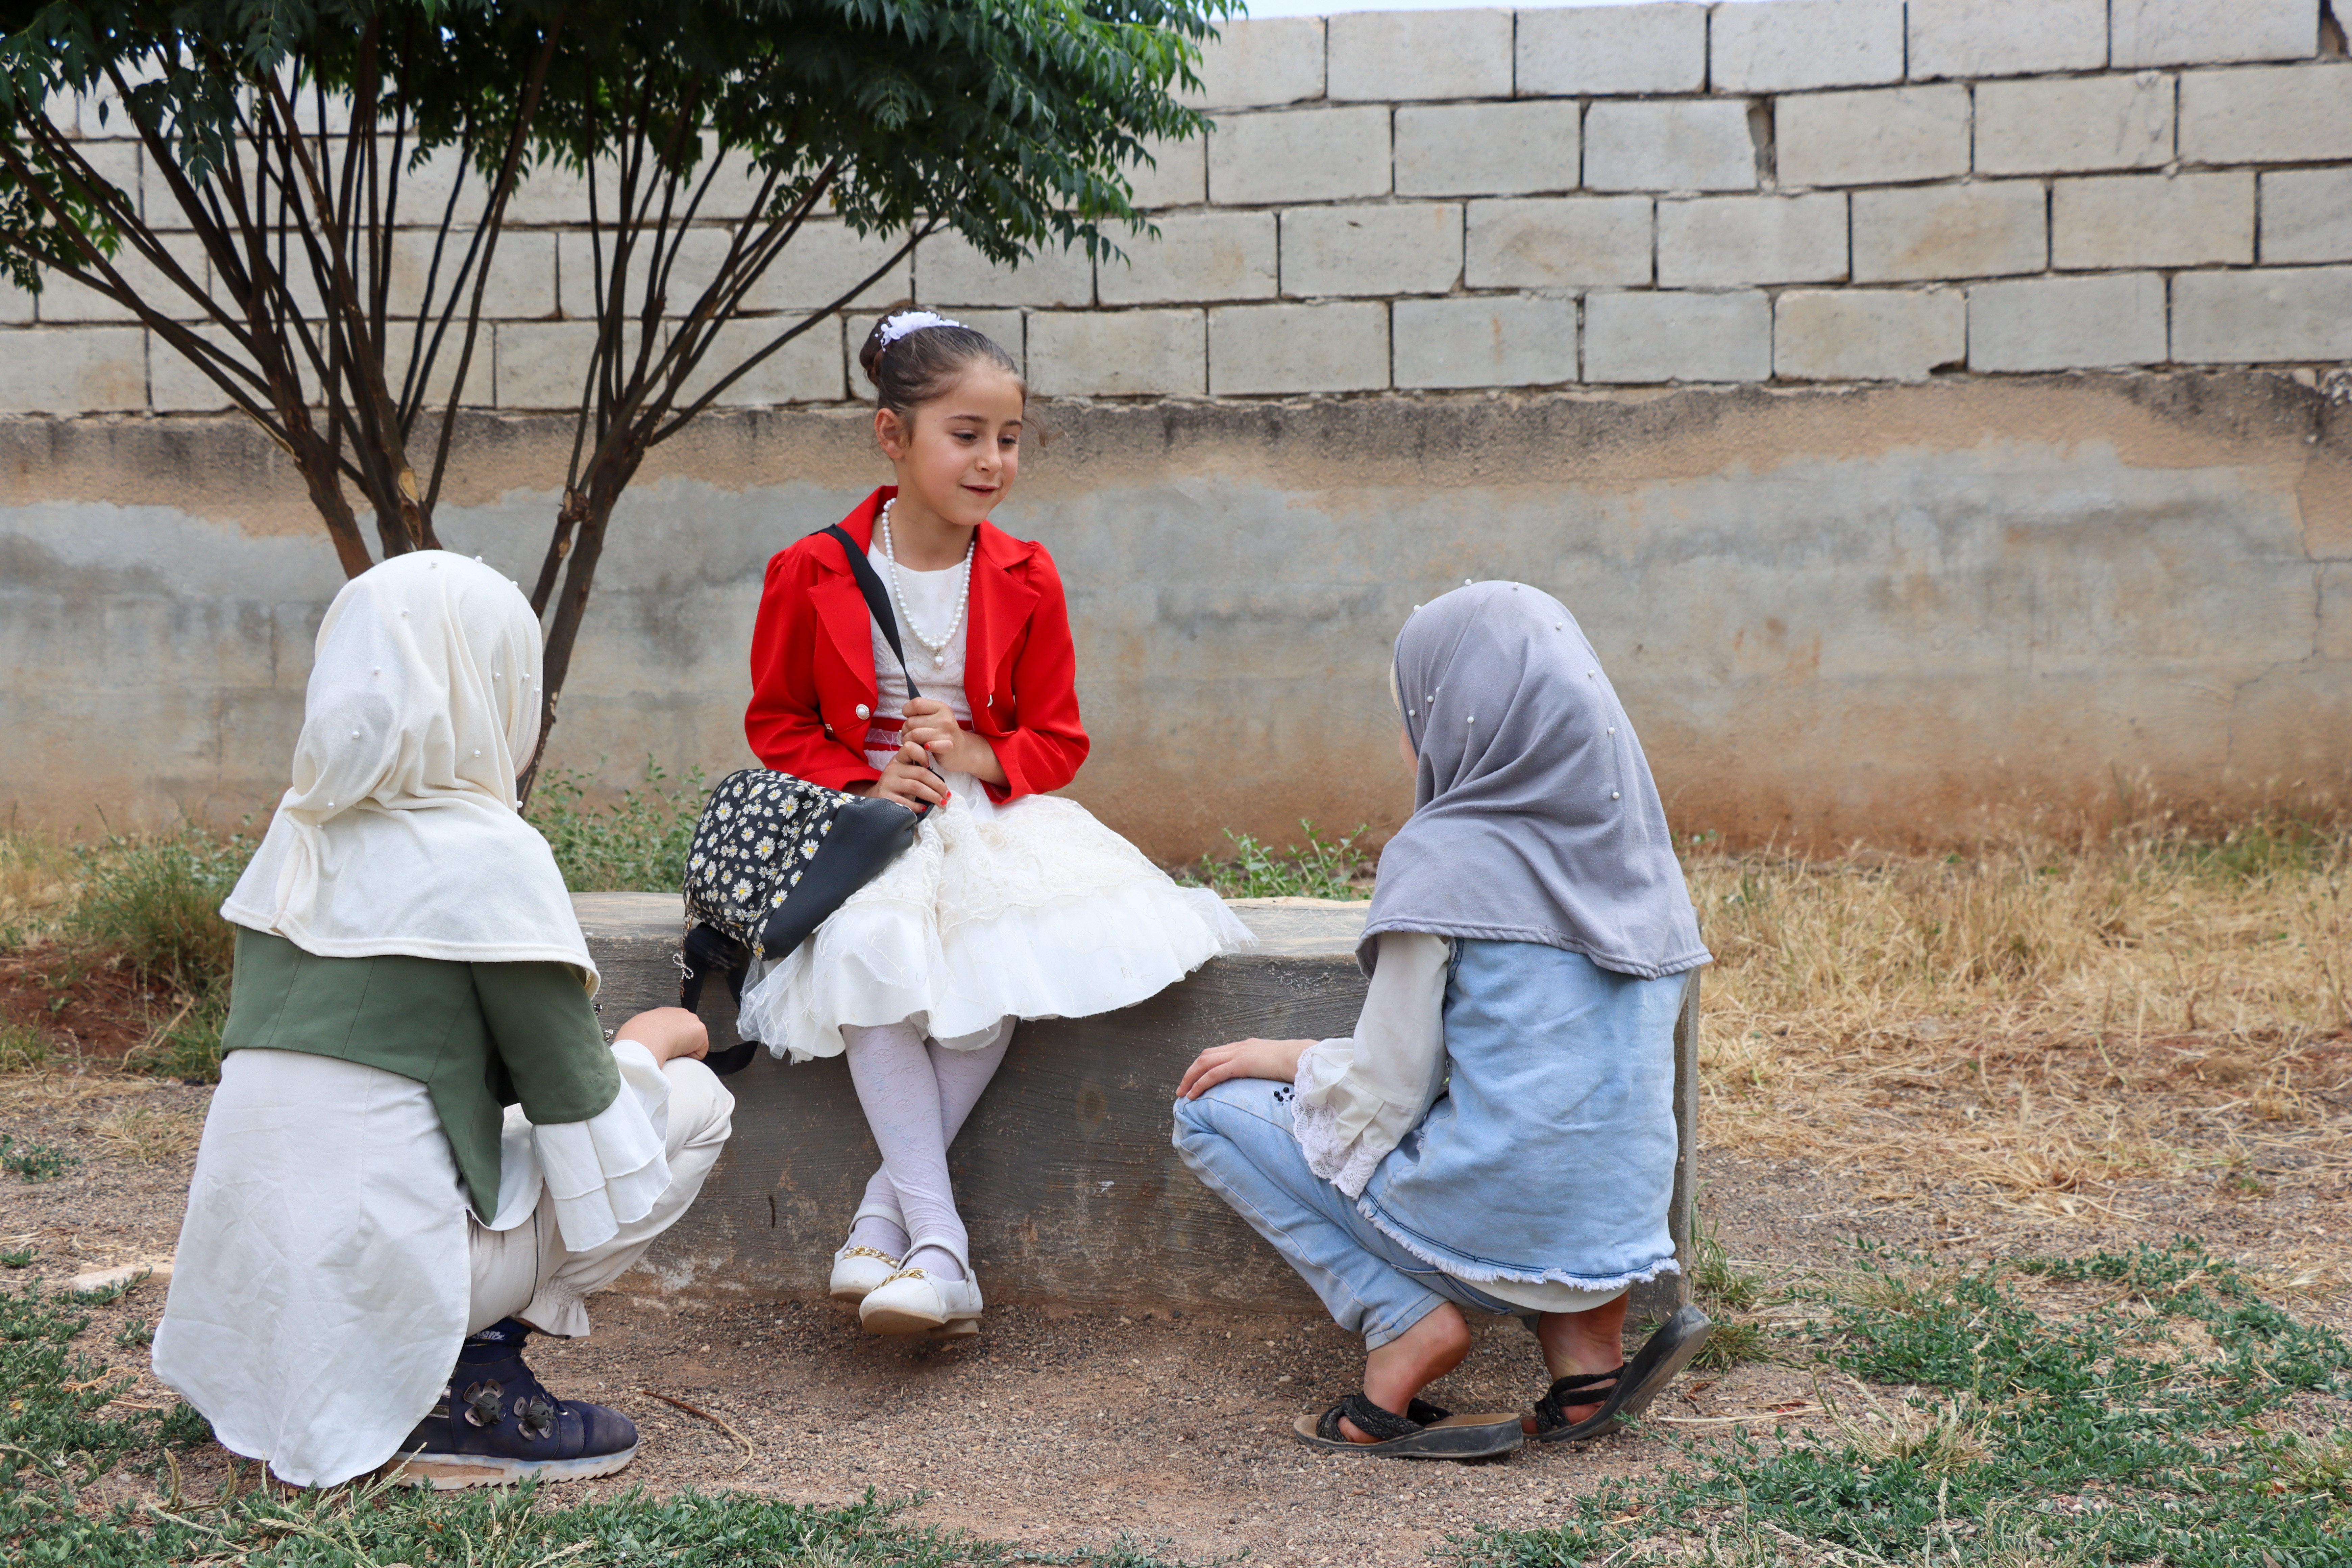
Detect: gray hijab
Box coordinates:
(1359, 581, 1710, 981)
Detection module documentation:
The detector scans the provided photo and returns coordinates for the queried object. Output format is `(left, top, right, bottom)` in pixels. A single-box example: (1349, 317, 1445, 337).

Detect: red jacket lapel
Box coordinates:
(965, 520, 1040, 705)
(811, 488, 888, 702)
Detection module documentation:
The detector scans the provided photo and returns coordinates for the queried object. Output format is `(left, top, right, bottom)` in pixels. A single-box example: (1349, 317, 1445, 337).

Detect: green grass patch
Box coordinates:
(62, 829, 249, 996)
(528, 759, 708, 893)
(1179, 819, 1374, 900)
(0, 1277, 1180, 1568)
(1459, 1239, 2352, 1567)
(0, 1021, 50, 1074)
(0, 1134, 77, 1182)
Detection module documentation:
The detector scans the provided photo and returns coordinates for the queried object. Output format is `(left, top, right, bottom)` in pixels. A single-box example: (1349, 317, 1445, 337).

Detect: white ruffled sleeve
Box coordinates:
(484, 1040, 672, 1250)
(1290, 931, 1450, 1198)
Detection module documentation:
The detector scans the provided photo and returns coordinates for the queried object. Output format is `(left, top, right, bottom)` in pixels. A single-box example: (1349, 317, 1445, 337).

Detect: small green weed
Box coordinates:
(113, 1317, 153, 1350)
(64, 1269, 147, 1307)
(64, 826, 249, 994)
(1, 1132, 78, 1182)
(1690, 1317, 1770, 1373)
(1180, 820, 1373, 900)
(2, 1246, 34, 1268)
(124, 982, 230, 1083)
(0, 1019, 50, 1072)
(1459, 1239, 2352, 1568)
(529, 758, 708, 892)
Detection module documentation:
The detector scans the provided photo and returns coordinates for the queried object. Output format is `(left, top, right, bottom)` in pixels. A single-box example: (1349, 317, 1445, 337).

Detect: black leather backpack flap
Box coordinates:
(755, 791, 924, 961)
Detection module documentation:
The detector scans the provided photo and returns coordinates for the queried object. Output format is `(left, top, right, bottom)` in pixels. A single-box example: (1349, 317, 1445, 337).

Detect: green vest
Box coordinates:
(219, 927, 622, 1220)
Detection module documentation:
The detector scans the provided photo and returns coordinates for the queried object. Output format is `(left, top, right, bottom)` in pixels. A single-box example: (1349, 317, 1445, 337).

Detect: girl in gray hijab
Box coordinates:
(1174, 581, 1712, 1460)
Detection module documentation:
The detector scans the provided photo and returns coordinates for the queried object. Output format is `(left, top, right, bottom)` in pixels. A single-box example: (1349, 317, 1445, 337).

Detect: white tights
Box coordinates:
(839, 1018, 1013, 1282)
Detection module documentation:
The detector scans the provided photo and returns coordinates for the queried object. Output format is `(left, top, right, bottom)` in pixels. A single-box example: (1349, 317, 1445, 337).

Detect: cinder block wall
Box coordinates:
(6, 3, 2350, 856)
(9, 1, 2350, 413)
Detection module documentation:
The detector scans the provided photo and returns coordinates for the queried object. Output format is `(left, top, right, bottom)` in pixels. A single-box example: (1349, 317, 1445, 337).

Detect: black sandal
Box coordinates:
(1293, 1393, 1523, 1460)
(1529, 1304, 1712, 1444)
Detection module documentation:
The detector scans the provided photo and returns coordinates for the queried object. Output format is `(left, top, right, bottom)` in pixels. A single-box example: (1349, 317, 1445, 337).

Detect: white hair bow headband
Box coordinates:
(876, 310, 966, 353)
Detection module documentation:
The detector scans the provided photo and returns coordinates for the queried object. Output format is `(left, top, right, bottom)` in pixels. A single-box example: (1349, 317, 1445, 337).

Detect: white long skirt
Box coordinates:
(739, 770, 1255, 1061)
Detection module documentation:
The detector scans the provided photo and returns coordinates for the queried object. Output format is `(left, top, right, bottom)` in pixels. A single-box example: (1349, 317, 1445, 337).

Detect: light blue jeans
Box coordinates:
(1171, 1078, 1525, 1350)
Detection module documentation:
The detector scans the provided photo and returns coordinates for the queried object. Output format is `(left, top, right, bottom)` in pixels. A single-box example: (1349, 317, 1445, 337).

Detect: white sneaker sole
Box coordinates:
(860, 1300, 978, 1336)
(385, 1443, 639, 1490)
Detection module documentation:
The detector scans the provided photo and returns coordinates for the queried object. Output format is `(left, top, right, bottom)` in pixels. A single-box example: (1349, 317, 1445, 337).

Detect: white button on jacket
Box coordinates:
(855, 703, 871, 720)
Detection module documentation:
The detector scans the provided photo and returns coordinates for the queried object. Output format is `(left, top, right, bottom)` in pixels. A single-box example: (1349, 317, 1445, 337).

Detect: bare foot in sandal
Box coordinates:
(1524, 1295, 1630, 1434)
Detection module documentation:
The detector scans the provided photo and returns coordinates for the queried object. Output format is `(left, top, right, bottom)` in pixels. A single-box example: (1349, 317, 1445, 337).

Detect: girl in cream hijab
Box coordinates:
(154, 551, 734, 1490)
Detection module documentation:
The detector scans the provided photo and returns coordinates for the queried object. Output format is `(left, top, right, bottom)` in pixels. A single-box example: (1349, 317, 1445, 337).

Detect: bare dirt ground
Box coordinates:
(8, 1023, 2347, 1567)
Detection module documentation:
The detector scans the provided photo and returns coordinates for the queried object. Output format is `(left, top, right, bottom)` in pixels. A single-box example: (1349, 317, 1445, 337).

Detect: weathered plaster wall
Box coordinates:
(8, 372, 2346, 857)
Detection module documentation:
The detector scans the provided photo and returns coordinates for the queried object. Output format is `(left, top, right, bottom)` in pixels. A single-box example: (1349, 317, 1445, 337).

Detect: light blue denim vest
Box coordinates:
(1355, 938, 1687, 1291)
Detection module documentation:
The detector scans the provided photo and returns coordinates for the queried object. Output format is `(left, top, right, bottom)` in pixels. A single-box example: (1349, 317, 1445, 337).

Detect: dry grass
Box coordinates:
(0, 828, 76, 938)
(1687, 818, 2352, 1243)
(89, 1102, 201, 1163)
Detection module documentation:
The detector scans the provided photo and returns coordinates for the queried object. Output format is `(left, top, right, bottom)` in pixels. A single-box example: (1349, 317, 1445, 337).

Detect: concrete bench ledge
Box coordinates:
(577, 893, 1695, 1318)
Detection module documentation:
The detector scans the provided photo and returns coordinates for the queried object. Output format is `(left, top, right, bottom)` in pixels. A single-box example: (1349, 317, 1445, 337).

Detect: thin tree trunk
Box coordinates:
(517, 440, 644, 806)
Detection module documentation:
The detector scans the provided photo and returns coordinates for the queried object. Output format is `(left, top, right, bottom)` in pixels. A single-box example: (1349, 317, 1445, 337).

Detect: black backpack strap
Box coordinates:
(823, 523, 920, 702)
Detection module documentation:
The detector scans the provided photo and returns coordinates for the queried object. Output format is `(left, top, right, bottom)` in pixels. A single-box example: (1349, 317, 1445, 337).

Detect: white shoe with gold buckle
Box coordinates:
(857, 1236, 982, 1335)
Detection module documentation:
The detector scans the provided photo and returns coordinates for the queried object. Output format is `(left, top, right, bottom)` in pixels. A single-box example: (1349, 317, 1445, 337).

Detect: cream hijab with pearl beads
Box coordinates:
(220, 550, 598, 984)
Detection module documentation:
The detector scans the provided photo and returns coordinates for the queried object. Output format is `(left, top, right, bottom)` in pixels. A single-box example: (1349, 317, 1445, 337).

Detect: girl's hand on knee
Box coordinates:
(1178, 1037, 1313, 1099)
(616, 1006, 709, 1064)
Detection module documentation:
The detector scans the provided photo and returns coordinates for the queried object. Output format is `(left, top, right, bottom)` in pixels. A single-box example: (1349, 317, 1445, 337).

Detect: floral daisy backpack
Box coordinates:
(678, 525, 937, 1072)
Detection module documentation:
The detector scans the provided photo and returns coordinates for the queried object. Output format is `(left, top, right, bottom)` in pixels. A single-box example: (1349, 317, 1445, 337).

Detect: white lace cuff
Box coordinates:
(1290, 1040, 1386, 1199)
(485, 1041, 671, 1251)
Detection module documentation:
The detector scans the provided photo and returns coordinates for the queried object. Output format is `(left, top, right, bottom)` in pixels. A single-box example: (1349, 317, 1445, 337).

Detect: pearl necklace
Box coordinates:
(878, 500, 974, 670)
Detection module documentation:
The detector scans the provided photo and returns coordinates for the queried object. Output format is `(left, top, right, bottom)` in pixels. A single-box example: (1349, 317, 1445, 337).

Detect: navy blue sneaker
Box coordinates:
(388, 1318, 639, 1488)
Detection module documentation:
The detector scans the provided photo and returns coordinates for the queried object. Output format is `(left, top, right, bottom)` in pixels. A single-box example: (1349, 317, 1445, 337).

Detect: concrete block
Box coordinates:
(917, 231, 1092, 308)
(848, 309, 1023, 398)
(2053, 172, 2253, 270)
(1907, 0, 2107, 80)
(32, 231, 212, 323)
(1516, 3, 1705, 96)
(1853, 182, 2047, 283)
(2112, 0, 2318, 68)
(1585, 101, 1755, 194)
(1710, 0, 1904, 94)
(148, 325, 237, 412)
(75, 140, 141, 222)
(1466, 196, 1652, 289)
(1975, 75, 2175, 176)
(1125, 134, 1207, 210)
(752, 222, 914, 313)
(1281, 203, 1461, 298)
(548, 229, 691, 322)
(0, 326, 145, 412)
(462, 229, 557, 319)
(1028, 309, 1207, 396)
(1208, 107, 1391, 206)
(1186, 17, 1324, 109)
(598, 889, 1692, 1321)
(2173, 265, 2352, 362)
(1099, 211, 1276, 305)
(1396, 101, 1579, 198)
(494, 319, 599, 409)
(1658, 193, 1846, 288)
(1774, 288, 1964, 381)
(1392, 295, 1576, 388)
(1584, 290, 1770, 384)
(1778, 85, 1969, 189)
(2179, 64, 2352, 165)
(1207, 301, 1387, 395)
(1328, 9, 1512, 102)
(678, 314, 846, 407)
(503, 155, 618, 227)
(1967, 272, 2168, 371)
(2261, 167, 2352, 264)
(0, 270, 31, 326)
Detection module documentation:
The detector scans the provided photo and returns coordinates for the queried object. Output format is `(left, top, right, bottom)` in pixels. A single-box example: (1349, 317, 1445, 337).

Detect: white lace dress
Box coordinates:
(736, 546, 1255, 1062)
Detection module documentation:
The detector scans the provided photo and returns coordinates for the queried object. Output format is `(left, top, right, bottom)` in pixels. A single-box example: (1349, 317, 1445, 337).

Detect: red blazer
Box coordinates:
(745, 487, 1089, 803)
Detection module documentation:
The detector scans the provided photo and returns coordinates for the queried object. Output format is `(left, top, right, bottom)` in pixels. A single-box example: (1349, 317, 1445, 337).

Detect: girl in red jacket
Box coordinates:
(741, 312, 1251, 1338)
